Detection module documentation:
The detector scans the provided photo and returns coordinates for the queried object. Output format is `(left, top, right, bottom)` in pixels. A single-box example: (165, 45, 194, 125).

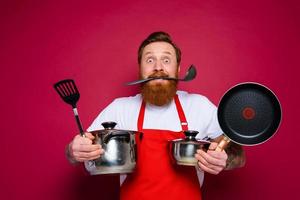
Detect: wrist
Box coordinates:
(65, 143, 79, 164)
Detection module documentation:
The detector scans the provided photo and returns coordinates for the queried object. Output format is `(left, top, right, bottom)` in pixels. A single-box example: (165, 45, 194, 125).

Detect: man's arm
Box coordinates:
(212, 135, 246, 170)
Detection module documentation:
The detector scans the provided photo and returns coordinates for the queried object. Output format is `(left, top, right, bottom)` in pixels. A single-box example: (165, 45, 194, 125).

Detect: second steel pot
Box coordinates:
(171, 130, 210, 166)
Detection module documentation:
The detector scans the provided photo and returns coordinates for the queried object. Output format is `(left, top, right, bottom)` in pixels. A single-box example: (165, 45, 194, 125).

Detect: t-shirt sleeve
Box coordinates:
(184, 93, 223, 140)
(206, 107, 223, 139)
(87, 99, 120, 132)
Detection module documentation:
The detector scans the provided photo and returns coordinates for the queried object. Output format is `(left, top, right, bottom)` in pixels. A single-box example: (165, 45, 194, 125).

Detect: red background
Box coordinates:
(1, 0, 299, 199)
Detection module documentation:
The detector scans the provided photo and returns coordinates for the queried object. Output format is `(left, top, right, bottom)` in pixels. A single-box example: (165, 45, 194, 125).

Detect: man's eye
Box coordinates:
(146, 58, 154, 63)
(163, 59, 170, 63)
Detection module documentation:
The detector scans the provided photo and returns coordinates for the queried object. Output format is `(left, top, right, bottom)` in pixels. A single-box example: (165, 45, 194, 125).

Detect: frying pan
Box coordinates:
(215, 82, 282, 151)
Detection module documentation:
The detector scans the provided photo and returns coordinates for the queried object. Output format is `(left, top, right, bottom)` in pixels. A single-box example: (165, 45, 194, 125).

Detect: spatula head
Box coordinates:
(53, 79, 80, 107)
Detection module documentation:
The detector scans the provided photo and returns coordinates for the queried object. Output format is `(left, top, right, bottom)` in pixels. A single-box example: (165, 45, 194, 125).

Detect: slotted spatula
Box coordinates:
(53, 79, 84, 136)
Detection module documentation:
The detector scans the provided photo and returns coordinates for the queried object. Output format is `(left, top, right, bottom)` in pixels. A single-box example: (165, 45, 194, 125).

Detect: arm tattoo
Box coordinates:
(224, 142, 246, 170)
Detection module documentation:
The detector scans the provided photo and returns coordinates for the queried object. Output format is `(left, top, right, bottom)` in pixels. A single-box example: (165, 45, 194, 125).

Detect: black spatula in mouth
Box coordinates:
(53, 79, 84, 136)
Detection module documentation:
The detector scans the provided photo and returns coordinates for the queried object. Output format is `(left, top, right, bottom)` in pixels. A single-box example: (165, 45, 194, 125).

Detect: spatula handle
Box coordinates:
(73, 107, 84, 136)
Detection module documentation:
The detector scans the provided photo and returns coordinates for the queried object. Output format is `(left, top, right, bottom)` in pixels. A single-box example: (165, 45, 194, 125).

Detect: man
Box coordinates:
(66, 32, 245, 200)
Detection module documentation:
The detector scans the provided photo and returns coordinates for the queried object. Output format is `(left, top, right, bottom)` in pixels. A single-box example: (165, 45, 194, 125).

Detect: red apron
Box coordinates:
(120, 95, 202, 200)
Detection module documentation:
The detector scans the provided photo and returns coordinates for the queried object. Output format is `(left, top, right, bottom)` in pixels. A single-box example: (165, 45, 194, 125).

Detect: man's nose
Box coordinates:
(154, 60, 164, 71)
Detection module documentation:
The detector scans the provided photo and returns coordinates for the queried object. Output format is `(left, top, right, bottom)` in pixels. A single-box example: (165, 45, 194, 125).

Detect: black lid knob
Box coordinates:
(101, 121, 117, 129)
(184, 130, 199, 138)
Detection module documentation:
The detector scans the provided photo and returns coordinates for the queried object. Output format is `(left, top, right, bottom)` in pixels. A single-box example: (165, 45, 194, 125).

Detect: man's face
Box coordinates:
(139, 41, 179, 106)
(140, 41, 179, 85)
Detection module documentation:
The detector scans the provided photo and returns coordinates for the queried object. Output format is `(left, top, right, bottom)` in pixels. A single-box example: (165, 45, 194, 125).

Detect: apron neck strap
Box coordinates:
(137, 100, 146, 131)
(174, 94, 188, 131)
(137, 94, 189, 131)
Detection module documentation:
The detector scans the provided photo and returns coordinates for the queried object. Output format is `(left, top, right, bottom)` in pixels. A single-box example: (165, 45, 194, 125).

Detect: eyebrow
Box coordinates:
(144, 51, 172, 56)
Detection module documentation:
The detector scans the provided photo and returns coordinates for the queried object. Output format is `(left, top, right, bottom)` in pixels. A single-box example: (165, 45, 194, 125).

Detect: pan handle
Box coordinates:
(215, 136, 231, 152)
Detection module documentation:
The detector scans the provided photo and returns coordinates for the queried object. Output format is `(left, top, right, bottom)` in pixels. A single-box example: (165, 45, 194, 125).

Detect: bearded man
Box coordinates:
(66, 32, 245, 200)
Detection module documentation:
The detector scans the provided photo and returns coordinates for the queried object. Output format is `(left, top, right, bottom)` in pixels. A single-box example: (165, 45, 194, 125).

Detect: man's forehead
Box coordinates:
(142, 42, 176, 56)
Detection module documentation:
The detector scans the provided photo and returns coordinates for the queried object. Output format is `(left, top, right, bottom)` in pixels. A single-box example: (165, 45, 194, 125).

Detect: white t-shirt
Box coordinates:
(87, 90, 223, 186)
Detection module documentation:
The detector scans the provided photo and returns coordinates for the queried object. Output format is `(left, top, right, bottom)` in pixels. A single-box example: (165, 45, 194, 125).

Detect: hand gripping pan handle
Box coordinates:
(215, 136, 231, 152)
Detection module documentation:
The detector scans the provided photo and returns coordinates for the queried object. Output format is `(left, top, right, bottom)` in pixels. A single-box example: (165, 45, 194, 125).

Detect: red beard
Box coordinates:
(140, 71, 178, 106)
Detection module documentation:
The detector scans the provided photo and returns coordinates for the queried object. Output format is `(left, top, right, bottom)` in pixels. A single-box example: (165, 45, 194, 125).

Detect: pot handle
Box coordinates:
(103, 132, 130, 144)
(215, 135, 231, 152)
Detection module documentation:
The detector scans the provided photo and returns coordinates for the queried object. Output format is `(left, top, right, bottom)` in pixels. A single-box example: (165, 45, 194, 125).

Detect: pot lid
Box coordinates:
(171, 138, 210, 144)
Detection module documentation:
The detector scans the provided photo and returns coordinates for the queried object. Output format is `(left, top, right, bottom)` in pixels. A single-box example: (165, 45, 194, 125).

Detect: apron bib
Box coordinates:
(120, 95, 202, 200)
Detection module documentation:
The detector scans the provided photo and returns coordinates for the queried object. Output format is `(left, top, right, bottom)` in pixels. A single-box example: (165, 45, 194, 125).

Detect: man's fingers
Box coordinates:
(195, 153, 224, 172)
(73, 134, 94, 145)
(84, 132, 95, 140)
(76, 144, 102, 152)
(208, 150, 228, 161)
(207, 142, 219, 150)
(69, 132, 105, 162)
(197, 161, 220, 175)
(73, 149, 103, 159)
(196, 150, 226, 167)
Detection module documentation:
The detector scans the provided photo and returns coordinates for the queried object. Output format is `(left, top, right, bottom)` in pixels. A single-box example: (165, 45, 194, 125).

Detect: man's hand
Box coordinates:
(67, 132, 104, 163)
(195, 142, 228, 175)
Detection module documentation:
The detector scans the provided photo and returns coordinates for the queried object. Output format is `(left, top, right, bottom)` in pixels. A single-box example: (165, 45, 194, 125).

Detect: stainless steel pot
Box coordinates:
(171, 130, 210, 166)
(84, 121, 141, 175)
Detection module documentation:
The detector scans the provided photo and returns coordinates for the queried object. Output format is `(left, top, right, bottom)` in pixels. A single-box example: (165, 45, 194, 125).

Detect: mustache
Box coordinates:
(148, 71, 169, 79)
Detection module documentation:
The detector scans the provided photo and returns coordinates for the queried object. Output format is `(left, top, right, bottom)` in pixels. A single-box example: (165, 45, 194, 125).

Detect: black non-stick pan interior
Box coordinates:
(217, 83, 281, 145)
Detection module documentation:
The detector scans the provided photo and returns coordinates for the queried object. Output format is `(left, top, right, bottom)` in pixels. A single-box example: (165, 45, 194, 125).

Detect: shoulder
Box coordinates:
(109, 94, 142, 107)
(177, 90, 216, 108)
(95, 93, 142, 117)
(87, 94, 142, 131)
